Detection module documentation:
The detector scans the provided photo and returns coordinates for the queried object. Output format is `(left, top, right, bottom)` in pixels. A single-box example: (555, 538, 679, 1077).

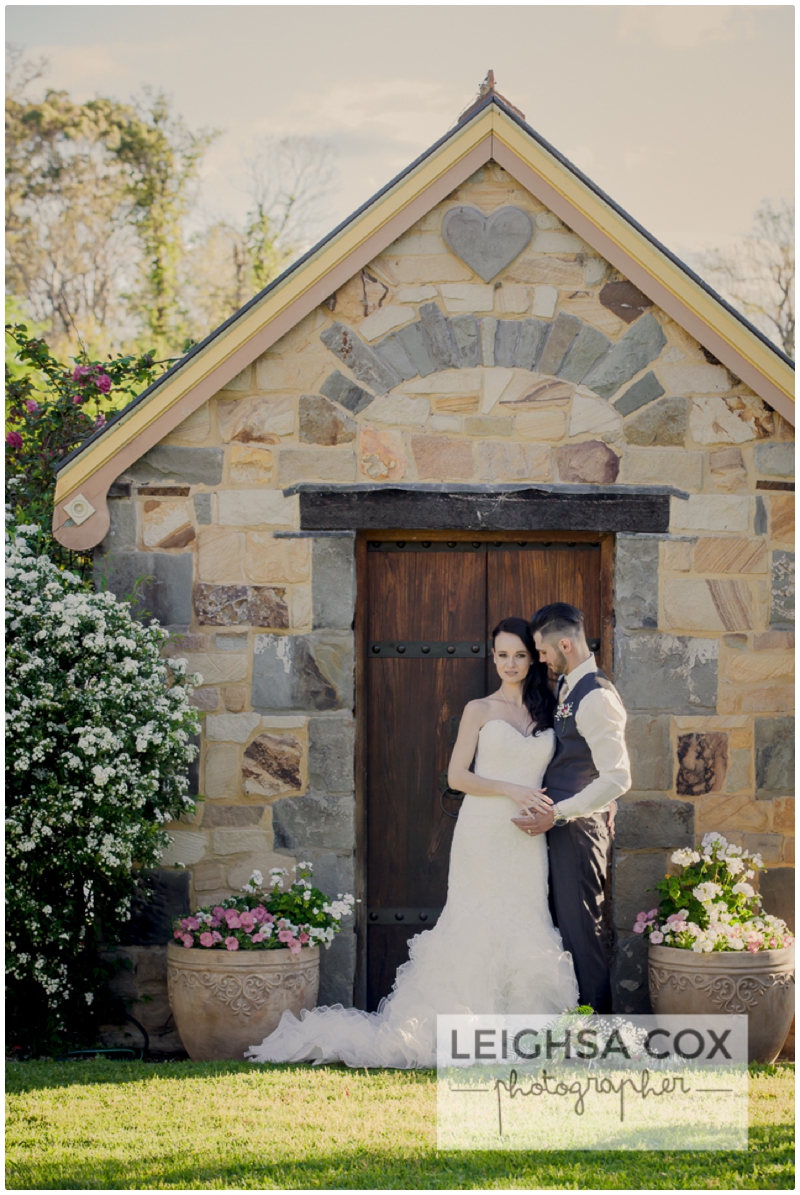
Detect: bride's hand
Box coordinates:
(505, 784, 552, 815)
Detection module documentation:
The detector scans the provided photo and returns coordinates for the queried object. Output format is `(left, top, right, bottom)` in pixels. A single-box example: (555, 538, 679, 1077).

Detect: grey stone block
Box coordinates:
(448, 315, 481, 367)
(120, 869, 190, 946)
(771, 551, 794, 627)
(759, 868, 795, 932)
(623, 396, 689, 447)
(309, 713, 356, 793)
(612, 850, 669, 931)
(441, 205, 533, 282)
(584, 313, 667, 399)
(312, 536, 355, 630)
(320, 370, 375, 415)
(394, 323, 437, 378)
(755, 717, 795, 795)
(558, 324, 611, 383)
(754, 496, 767, 536)
(754, 442, 795, 478)
(372, 336, 418, 383)
(514, 319, 549, 370)
(418, 303, 460, 369)
(252, 631, 354, 712)
(615, 536, 659, 629)
(479, 318, 498, 366)
(272, 790, 355, 852)
(101, 498, 137, 552)
(320, 323, 399, 393)
(537, 312, 582, 376)
(95, 550, 194, 628)
(626, 716, 673, 790)
(614, 371, 665, 416)
(193, 493, 212, 525)
(128, 446, 224, 486)
(615, 632, 718, 713)
(494, 320, 521, 368)
(611, 932, 652, 1013)
(615, 798, 694, 850)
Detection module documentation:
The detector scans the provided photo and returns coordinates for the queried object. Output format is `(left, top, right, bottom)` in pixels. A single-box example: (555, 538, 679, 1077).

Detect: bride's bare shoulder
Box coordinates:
(461, 697, 496, 726)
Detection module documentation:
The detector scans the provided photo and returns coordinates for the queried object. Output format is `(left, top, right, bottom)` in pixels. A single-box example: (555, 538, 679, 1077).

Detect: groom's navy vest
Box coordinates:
(546, 668, 619, 805)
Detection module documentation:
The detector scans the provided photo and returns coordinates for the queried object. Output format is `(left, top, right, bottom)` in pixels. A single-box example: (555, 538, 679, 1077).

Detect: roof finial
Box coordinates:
(457, 71, 526, 124)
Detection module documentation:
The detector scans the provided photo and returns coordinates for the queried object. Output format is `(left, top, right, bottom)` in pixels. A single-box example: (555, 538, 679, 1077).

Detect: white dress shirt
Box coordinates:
(553, 654, 632, 820)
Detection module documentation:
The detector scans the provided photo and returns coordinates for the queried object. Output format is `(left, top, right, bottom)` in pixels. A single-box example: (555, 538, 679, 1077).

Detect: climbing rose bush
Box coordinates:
(6, 523, 201, 1050)
(634, 832, 794, 953)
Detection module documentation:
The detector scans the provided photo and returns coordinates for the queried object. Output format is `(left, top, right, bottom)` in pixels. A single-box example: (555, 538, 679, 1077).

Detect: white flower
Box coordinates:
(693, 881, 723, 904)
(732, 881, 755, 898)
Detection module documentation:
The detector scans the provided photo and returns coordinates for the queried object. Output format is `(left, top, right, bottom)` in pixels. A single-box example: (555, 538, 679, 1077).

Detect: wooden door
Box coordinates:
(358, 533, 610, 1010)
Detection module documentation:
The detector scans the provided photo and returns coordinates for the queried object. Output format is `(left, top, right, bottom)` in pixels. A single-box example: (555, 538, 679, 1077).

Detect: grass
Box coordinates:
(5, 1059, 794, 1190)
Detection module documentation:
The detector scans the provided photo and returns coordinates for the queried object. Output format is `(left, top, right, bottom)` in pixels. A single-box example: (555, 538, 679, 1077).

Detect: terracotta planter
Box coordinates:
(649, 943, 795, 1064)
(167, 943, 320, 1061)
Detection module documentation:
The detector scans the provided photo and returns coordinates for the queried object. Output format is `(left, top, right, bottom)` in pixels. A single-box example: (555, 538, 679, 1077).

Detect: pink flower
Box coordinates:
(746, 942, 760, 953)
(24, 400, 39, 414)
(225, 936, 240, 951)
(211, 931, 223, 944)
(251, 932, 265, 943)
(199, 932, 214, 947)
(209, 916, 221, 928)
(632, 923, 645, 934)
(263, 912, 275, 923)
(72, 394, 84, 405)
(5, 432, 22, 449)
(181, 934, 194, 948)
(647, 909, 658, 919)
(185, 916, 200, 930)
(72, 365, 91, 382)
(94, 413, 106, 428)
(173, 928, 183, 939)
(96, 373, 111, 393)
(253, 906, 268, 924)
(277, 929, 295, 944)
(298, 932, 309, 944)
(211, 906, 225, 919)
(288, 941, 301, 955)
(224, 909, 241, 928)
(650, 931, 664, 945)
(239, 911, 256, 932)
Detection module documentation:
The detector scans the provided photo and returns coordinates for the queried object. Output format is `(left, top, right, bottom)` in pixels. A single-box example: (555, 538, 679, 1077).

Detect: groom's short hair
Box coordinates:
(530, 603, 586, 641)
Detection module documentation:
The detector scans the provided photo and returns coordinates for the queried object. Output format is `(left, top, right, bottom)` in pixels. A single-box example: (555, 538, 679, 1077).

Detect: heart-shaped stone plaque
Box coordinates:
(442, 205, 533, 282)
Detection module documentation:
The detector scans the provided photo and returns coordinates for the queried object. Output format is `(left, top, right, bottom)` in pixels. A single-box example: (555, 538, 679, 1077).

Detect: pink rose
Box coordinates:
(224, 909, 241, 928)
(239, 911, 256, 932)
(5, 432, 22, 449)
(225, 937, 240, 951)
(24, 400, 39, 414)
(199, 932, 214, 947)
(72, 365, 91, 382)
(96, 373, 111, 393)
(72, 394, 83, 405)
(94, 413, 106, 428)
(181, 934, 194, 948)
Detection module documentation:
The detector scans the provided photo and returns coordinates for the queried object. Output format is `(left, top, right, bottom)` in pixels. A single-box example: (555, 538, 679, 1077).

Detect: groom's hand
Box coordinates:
(511, 807, 555, 836)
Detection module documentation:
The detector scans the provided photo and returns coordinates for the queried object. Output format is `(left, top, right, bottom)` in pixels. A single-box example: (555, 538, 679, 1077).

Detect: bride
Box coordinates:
(247, 616, 579, 1069)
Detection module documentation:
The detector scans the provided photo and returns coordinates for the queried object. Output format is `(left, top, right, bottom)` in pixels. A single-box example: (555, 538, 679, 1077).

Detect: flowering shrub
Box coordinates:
(6, 523, 201, 1051)
(172, 866, 355, 953)
(633, 832, 794, 953)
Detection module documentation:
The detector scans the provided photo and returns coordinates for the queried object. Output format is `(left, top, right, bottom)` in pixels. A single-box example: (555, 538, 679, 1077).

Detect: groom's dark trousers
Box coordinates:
(544, 667, 620, 1014)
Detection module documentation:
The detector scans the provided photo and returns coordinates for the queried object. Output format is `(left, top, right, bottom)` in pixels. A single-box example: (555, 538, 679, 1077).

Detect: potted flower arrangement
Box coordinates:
(634, 832, 794, 1063)
(167, 863, 355, 1061)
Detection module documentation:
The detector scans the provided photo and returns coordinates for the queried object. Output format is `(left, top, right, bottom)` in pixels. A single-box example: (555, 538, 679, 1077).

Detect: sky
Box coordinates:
(6, 4, 795, 259)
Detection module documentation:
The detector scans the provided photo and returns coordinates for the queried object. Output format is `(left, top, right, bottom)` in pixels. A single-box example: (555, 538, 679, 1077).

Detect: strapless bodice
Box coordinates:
(473, 720, 555, 790)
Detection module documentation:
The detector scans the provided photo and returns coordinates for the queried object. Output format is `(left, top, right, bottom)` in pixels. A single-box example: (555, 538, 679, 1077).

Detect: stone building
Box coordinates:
(53, 87, 794, 1053)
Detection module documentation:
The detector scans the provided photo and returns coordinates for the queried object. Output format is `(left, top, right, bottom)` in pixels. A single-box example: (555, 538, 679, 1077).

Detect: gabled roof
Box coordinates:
(53, 94, 794, 550)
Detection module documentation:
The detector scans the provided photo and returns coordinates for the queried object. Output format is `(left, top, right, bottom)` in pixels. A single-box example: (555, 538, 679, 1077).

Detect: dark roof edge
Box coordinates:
(56, 93, 793, 476)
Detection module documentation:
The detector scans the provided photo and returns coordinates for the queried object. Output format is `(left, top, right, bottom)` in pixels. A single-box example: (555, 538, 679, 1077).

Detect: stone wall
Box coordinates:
(96, 161, 794, 1041)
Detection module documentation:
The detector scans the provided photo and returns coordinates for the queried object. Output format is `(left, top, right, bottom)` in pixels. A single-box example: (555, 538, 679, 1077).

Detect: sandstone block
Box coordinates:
(162, 405, 211, 447)
(228, 444, 274, 484)
(385, 232, 445, 255)
(694, 538, 767, 575)
(559, 326, 611, 385)
(755, 717, 795, 795)
(724, 652, 793, 685)
(395, 285, 437, 302)
(441, 284, 494, 313)
(242, 732, 303, 797)
(670, 494, 749, 533)
(754, 442, 794, 478)
(615, 536, 659, 629)
(615, 632, 717, 713)
(194, 583, 289, 629)
(538, 312, 581, 376)
(771, 550, 794, 627)
(430, 415, 461, 433)
(205, 712, 261, 743)
(513, 408, 567, 441)
(245, 535, 311, 585)
(583, 314, 667, 399)
(742, 687, 794, 713)
(614, 372, 665, 416)
(277, 447, 356, 485)
(773, 799, 795, 835)
(272, 790, 355, 852)
(390, 254, 473, 284)
(506, 255, 585, 287)
(662, 540, 693, 572)
(159, 830, 207, 868)
(623, 447, 702, 491)
(220, 395, 294, 443)
(477, 441, 551, 482)
(193, 862, 227, 892)
(569, 391, 621, 437)
(363, 393, 430, 426)
(401, 367, 482, 397)
(615, 799, 693, 849)
(217, 490, 298, 528)
(202, 805, 267, 828)
(191, 687, 219, 712)
(358, 305, 415, 341)
(203, 744, 241, 800)
(319, 371, 374, 415)
(464, 416, 513, 437)
(624, 396, 689, 447)
(299, 395, 356, 446)
(662, 577, 754, 633)
(252, 632, 353, 712)
(255, 351, 328, 392)
(494, 284, 529, 314)
(696, 794, 769, 835)
(531, 286, 557, 318)
(690, 396, 762, 445)
(312, 537, 355, 631)
(725, 749, 752, 793)
(128, 446, 223, 486)
(291, 586, 312, 629)
(612, 851, 670, 931)
(181, 652, 248, 686)
(708, 446, 748, 492)
(676, 731, 728, 795)
(556, 440, 619, 484)
(141, 499, 192, 550)
(754, 630, 795, 650)
(412, 434, 474, 480)
(479, 317, 497, 366)
(531, 229, 589, 254)
(197, 527, 246, 583)
(224, 686, 247, 713)
(625, 715, 673, 790)
(769, 494, 794, 544)
(212, 827, 273, 856)
(658, 362, 731, 394)
(359, 428, 408, 480)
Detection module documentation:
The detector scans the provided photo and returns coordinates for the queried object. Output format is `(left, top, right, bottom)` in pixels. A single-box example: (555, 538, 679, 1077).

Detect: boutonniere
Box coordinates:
(555, 701, 573, 724)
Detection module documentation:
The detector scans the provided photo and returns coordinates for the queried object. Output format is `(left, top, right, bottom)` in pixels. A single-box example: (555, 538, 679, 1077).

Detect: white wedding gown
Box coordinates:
(247, 720, 578, 1068)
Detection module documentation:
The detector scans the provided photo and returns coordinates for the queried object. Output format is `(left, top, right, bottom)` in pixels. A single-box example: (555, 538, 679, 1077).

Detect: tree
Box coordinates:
(693, 199, 795, 359)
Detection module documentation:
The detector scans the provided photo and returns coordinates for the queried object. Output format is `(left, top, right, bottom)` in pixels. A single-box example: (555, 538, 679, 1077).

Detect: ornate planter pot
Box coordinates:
(167, 943, 320, 1061)
(649, 943, 795, 1064)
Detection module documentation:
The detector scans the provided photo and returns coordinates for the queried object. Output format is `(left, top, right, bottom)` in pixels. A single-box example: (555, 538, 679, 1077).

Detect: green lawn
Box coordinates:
(5, 1060, 794, 1190)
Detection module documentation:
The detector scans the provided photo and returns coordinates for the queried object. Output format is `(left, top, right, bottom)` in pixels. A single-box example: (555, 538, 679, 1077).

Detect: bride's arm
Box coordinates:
(447, 703, 553, 813)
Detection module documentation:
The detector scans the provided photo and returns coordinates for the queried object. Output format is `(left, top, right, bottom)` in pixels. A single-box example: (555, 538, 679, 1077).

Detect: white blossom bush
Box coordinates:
(6, 523, 201, 1049)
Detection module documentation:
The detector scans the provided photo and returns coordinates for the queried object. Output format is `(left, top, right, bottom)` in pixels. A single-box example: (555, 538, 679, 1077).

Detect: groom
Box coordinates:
(514, 603, 631, 1013)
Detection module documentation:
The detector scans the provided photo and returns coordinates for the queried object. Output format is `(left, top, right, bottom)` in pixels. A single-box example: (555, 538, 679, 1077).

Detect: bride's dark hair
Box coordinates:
(491, 617, 555, 734)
